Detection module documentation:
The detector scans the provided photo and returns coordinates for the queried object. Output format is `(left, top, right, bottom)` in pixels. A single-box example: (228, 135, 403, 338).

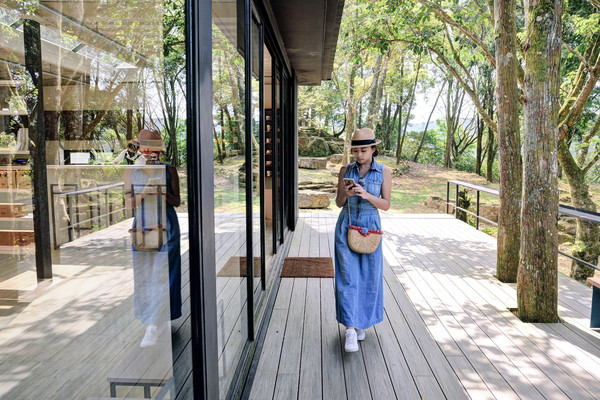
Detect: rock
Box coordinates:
(298, 191, 331, 209)
(424, 197, 451, 213)
(328, 142, 342, 154)
(559, 195, 571, 203)
(328, 154, 343, 164)
(299, 183, 335, 190)
(299, 137, 331, 157)
(298, 157, 328, 169)
(478, 204, 499, 223)
(558, 219, 577, 236)
(392, 160, 410, 176)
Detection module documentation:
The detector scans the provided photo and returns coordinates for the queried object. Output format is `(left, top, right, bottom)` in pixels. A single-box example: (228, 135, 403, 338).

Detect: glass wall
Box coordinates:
(0, 0, 192, 398)
(212, 1, 248, 397)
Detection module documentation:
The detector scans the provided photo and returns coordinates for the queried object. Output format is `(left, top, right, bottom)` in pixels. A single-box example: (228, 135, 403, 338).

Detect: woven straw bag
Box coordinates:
(346, 183, 382, 254)
(348, 225, 382, 254)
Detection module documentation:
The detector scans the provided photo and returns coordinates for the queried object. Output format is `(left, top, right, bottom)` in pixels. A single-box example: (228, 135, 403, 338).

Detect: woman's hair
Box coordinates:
(372, 146, 379, 157)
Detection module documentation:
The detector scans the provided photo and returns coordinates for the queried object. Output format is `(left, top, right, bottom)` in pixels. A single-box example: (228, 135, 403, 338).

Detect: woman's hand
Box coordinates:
(344, 183, 356, 198)
(352, 184, 370, 200)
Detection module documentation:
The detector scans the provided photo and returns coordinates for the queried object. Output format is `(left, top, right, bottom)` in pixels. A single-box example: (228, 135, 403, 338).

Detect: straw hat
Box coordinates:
(138, 129, 165, 152)
(346, 128, 382, 148)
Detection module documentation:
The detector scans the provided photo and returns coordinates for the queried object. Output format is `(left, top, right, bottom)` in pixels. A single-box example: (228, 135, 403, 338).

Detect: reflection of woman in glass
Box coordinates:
(114, 139, 146, 165)
(127, 129, 182, 348)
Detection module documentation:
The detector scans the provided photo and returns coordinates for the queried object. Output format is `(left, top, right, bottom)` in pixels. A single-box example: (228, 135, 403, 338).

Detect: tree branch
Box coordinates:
(583, 152, 600, 175)
(587, 0, 600, 10)
(563, 42, 591, 72)
(416, 0, 496, 68)
(558, 50, 600, 141)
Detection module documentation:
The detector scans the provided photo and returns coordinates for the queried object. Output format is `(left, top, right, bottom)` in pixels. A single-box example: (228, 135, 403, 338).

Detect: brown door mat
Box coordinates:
(280, 257, 334, 278)
(217, 257, 262, 277)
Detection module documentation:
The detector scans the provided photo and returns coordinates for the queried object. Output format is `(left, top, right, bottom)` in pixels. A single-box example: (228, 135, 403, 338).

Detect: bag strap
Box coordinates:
(345, 164, 353, 226)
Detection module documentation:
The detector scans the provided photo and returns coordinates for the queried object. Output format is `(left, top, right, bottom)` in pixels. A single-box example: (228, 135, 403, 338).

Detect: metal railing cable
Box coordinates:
(446, 180, 600, 272)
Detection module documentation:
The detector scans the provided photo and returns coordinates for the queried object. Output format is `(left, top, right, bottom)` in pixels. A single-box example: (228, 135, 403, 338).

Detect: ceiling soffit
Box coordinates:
(269, 0, 344, 86)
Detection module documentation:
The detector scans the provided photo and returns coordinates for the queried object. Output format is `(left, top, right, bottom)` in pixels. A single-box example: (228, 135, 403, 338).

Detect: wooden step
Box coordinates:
(0, 229, 34, 246)
(0, 203, 27, 218)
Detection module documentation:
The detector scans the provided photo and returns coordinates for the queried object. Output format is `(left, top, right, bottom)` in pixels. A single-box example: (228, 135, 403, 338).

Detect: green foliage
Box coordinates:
(0, 132, 16, 150)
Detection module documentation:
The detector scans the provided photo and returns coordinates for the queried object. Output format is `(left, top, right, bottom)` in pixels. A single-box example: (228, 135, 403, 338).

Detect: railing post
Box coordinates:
(446, 181, 450, 214)
(476, 191, 480, 229)
(455, 184, 459, 218)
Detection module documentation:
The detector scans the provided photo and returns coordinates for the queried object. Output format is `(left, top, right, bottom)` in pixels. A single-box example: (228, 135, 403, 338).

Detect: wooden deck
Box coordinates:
(248, 213, 600, 400)
(0, 212, 258, 399)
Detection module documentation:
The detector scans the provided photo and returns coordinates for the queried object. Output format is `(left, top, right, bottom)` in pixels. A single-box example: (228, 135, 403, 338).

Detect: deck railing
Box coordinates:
(50, 182, 128, 249)
(446, 180, 600, 272)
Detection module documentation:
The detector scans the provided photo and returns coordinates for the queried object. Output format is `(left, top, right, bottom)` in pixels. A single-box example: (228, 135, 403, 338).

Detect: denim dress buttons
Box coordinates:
(334, 159, 384, 329)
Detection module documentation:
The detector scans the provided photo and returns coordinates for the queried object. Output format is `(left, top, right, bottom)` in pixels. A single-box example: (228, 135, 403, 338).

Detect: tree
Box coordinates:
(517, 0, 562, 323)
(494, 0, 522, 283)
(555, 2, 600, 281)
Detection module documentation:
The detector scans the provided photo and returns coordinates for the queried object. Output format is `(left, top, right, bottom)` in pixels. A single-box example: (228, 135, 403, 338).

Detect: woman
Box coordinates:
(113, 139, 146, 165)
(334, 127, 392, 352)
(128, 129, 182, 347)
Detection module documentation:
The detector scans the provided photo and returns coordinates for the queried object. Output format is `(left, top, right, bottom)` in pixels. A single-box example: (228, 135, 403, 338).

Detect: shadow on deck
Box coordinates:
(247, 213, 600, 400)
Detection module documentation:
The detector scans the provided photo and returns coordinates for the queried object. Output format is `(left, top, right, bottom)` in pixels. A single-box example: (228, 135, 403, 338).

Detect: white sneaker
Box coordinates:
(356, 329, 365, 341)
(345, 329, 359, 352)
(140, 325, 159, 348)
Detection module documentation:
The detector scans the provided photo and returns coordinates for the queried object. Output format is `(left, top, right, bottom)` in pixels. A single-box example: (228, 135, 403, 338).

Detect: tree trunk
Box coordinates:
(414, 83, 445, 163)
(397, 54, 422, 164)
(475, 115, 483, 175)
(373, 51, 390, 130)
(365, 54, 383, 129)
(518, 0, 562, 323)
(213, 124, 223, 164)
(495, 0, 522, 283)
(388, 104, 399, 152)
(486, 130, 496, 182)
(444, 78, 454, 168)
(557, 141, 599, 281)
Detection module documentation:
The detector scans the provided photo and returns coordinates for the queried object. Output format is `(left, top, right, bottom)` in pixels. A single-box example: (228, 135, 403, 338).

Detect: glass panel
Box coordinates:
(212, 2, 248, 398)
(275, 68, 282, 246)
(251, 18, 261, 296)
(263, 45, 274, 286)
(281, 74, 289, 232)
(0, 0, 192, 398)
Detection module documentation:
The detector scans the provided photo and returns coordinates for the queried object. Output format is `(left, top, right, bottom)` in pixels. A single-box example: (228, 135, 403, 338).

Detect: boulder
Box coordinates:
(299, 190, 331, 209)
(298, 157, 328, 169)
(558, 219, 577, 236)
(479, 203, 499, 223)
(328, 154, 343, 164)
(392, 160, 410, 176)
(299, 137, 331, 157)
(424, 197, 450, 213)
(328, 142, 342, 154)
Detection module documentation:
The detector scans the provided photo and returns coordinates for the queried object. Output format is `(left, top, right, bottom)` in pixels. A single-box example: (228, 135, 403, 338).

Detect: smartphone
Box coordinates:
(343, 178, 355, 186)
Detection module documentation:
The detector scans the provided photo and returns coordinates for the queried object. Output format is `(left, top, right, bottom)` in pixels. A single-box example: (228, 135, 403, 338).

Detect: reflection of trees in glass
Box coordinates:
(212, 25, 245, 160)
(0, 0, 190, 165)
(157, 0, 186, 167)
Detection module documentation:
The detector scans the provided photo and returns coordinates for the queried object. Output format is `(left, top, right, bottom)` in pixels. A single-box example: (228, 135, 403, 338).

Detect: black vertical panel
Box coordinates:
(271, 62, 278, 254)
(245, 0, 255, 342)
(184, 0, 218, 397)
(23, 19, 52, 280)
(278, 73, 285, 244)
(289, 73, 299, 230)
(258, 21, 266, 292)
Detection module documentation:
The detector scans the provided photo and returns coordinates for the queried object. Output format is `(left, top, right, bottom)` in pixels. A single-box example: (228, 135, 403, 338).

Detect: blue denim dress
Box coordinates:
(334, 158, 384, 329)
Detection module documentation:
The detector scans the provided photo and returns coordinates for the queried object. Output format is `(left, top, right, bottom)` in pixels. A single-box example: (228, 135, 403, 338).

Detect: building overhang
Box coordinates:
(269, 0, 344, 86)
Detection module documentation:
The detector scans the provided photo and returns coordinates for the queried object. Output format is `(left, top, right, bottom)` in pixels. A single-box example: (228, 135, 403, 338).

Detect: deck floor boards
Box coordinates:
(248, 213, 600, 400)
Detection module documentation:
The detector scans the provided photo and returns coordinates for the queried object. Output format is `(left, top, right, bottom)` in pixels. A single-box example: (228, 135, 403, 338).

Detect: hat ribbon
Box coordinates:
(351, 139, 376, 146)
